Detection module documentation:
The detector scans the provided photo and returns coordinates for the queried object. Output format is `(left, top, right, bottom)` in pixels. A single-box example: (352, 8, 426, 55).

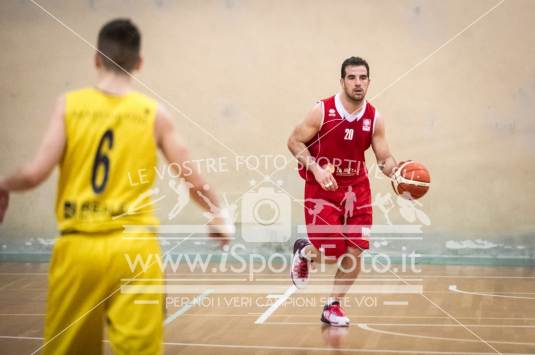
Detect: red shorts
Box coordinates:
(304, 181, 372, 258)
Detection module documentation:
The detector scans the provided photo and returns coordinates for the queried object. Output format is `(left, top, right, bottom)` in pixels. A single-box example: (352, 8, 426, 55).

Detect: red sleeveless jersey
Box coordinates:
(299, 94, 377, 186)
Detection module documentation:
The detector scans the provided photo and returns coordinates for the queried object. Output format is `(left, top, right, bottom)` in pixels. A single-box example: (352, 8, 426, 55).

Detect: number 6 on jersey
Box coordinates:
(91, 129, 114, 194)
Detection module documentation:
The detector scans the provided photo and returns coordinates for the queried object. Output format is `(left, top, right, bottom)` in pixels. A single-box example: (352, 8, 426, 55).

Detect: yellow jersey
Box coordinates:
(56, 87, 160, 233)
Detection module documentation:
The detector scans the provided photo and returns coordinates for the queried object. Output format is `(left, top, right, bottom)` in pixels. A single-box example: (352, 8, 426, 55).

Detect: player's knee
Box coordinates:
(336, 247, 362, 272)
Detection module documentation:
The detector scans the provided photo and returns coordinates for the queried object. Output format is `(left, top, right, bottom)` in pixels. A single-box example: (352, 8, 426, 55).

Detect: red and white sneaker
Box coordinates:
(291, 239, 310, 289)
(321, 301, 350, 327)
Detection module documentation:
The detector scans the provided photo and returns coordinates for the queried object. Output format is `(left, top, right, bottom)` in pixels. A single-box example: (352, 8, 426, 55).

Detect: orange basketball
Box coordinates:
(391, 161, 430, 200)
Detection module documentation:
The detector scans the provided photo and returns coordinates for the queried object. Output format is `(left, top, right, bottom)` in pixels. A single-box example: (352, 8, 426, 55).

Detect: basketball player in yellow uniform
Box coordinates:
(0, 19, 232, 354)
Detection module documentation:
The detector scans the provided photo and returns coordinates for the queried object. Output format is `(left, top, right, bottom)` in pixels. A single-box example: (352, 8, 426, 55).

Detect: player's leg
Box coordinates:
(106, 233, 164, 355)
(331, 246, 362, 300)
(321, 183, 371, 327)
(292, 185, 343, 288)
(43, 235, 107, 355)
(319, 246, 361, 327)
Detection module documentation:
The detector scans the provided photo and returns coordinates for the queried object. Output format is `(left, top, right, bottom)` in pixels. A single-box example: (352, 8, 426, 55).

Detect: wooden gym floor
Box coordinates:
(0, 262, 534, 354)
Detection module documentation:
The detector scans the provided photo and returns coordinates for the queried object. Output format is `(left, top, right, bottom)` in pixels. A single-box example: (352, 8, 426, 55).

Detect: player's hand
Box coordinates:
(0, 188, 9, 224)
(312, 164, 338, 191)
(207, 209, 235, 249)
(389, 160, 407, 179)
(389, 165, 399, 179)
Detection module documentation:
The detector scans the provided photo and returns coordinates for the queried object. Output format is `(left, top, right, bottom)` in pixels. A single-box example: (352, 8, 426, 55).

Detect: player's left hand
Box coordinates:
(0, 188, 9, 224)
(207, 209, 235, 249)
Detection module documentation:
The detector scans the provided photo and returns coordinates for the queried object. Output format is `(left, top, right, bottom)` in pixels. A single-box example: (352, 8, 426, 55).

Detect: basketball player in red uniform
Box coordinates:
(287, 57, 398, 326)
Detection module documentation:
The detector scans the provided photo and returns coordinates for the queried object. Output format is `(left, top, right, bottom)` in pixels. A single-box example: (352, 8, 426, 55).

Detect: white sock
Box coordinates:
(325, 297, 337, 306)
(299, 247, 310, 260)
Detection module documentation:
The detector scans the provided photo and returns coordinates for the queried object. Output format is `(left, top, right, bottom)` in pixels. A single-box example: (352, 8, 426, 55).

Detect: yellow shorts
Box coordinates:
(42, 231, 163, 355)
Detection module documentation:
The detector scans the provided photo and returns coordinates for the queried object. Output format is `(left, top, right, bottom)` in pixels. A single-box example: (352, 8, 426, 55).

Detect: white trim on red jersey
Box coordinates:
(334, 93, 367, 122)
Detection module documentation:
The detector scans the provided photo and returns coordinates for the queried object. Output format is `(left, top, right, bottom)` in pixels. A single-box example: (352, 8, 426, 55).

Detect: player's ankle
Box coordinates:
(298, 240, 312, 260)
(299, 247, 310, 260)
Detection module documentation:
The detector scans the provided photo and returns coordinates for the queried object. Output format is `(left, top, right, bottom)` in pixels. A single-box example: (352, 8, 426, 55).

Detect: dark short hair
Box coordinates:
(341, 56, 370, 78)
(97, 19, 141, 73)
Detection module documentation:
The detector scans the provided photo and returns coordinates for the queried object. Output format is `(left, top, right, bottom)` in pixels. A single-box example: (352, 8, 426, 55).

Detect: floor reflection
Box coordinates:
(321, 324, 349, 347)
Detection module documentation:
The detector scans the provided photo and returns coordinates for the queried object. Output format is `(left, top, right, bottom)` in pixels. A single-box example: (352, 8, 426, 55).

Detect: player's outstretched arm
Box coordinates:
(371, 113, 397, 177)
(0, 96, 66, 223)
(287, 103, 338, 191)
(154, 104, 232, 246)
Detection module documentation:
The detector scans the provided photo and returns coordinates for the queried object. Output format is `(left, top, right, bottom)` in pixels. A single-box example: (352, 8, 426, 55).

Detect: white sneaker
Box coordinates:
(290, 239, 310, 289)
(321, 301, 350, 327)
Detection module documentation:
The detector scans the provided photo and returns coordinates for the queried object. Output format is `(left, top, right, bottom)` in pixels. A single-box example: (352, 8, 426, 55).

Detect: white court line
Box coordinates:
(163, 289, 213, 326)
(248, 313, 535, 320)
(0, 279, 21, 290)
(254, 285, 296, 324)
(383, 301, 409, 306)
(358, 323, 535, 347)
(449, 285, 535, 300)
(264, 321, 535, 329)
(367, 323, 535, 328)
(21, 282, 38, 289)
(0, 335, 42, 341)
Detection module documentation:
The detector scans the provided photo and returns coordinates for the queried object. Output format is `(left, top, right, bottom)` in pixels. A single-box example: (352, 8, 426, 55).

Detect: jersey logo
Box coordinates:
(362, 118, 371, 132)
(328, 108, 336, 117)
(344, 128, 354, 140)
